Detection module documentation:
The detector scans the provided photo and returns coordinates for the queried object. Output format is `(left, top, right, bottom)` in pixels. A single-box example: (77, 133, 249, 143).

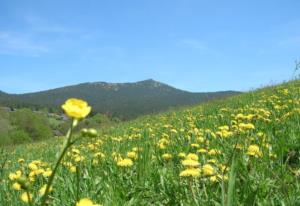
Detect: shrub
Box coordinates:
(9, 108, 53, 141)
(8, 129, 32, 144)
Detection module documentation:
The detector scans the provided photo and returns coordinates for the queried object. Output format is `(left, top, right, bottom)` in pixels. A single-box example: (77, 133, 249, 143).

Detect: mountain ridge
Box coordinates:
(0, 79, 241, 119)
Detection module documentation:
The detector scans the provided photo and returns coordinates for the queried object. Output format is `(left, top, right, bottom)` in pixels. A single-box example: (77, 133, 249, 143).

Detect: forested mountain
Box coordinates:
(0, 79, 240, 119)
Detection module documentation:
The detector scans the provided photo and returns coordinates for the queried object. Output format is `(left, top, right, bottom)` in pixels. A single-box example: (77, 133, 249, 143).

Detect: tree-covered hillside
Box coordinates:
(0, 79, 239, 119)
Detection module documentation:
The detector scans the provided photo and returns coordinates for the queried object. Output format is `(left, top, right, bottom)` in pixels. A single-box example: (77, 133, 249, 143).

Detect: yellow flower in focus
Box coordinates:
(117, 158, 133, 167)
(20, 192, 32, 203)
(247, 145, 263, 157)
(62, 98, 91, 119)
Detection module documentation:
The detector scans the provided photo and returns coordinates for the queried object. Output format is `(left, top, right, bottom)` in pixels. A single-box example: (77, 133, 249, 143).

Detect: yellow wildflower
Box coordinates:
(20, 192, 32, 203)
(74, 155, 85, 162)
(39, 184, 53, 196)
(239, 123, 255, 130)
(94, 152, 105, 159)
(127, 151, 138, 160)
(210, 174, 228, 182)
(191, 143, 200, 148)
(62, 98, 91, 119)
(9, 170, 22, 181)
(117, 158, 133, 167)
(28, 163, 38, 171)
(70, 166, 77, 173)
(207, 159, 217, 164)
(178, 152, 186, 158)
(162, 153, 172, 161)
(197, 148, 207, 154)
(12, 182, 21, 190)
(76, 198, 101, 206)
(181, 159, 200, 167)
(247, 145, 263, 157)
(43, 169, 52, 178)
(179, 168, 201, 177)
(18, 159, 25, 164)
(202, 164, 215, 176)
(208, 149, 220, 155)
(186, 153, 198, 161)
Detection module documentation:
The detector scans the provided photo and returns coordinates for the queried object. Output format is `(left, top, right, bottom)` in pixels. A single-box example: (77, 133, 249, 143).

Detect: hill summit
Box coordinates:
(0, 79, 239, 119)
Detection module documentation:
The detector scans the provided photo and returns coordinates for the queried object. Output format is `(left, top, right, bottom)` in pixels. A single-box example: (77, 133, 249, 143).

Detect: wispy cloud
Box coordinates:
(0, 31, 49, 57)
(0, 14, 102, 57)
(0, 17, 76, 56)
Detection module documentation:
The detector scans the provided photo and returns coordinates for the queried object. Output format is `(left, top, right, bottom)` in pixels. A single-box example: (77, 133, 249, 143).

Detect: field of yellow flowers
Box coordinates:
(1, 80, 300, 206)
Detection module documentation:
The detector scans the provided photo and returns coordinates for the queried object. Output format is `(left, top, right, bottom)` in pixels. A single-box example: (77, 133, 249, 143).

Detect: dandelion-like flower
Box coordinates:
(247, 144, 263, 157)
(20, 192, 32, 203)
(117, 158, 133, 167)
(162, 153, 172, 161)
(181, 159, 200, 167)
(179, 168, 201, 177)
(186, 153, 198, 161)
(62, 98, 91, 119)
(127, 151, 138, 160)
(12, 182, 21, 190)
(202, 164, 215, 176)
(39, 184, 53, 196)
(76, 198, 102, 206)
(238, 123, 255, 130)
(178, 152, 186, 158)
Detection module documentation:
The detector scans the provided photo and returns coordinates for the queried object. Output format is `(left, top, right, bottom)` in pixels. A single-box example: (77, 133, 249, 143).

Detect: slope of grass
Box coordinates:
(1, 80, 300, 205)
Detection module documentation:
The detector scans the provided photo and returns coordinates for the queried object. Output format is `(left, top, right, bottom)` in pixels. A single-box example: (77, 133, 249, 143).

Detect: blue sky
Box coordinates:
(0, 0, 299, 93)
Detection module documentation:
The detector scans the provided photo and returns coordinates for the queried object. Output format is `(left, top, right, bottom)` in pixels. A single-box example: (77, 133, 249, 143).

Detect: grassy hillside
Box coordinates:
(1, 80, 300, 205)
(0, 79, 239, 119)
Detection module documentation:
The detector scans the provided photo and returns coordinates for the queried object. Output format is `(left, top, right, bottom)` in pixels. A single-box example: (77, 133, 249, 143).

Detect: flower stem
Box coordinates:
(40, 119, 75, 206)
(76, 165, 80, 202)
(26, 190, 33, 206)
(189, 179, 196, 203)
